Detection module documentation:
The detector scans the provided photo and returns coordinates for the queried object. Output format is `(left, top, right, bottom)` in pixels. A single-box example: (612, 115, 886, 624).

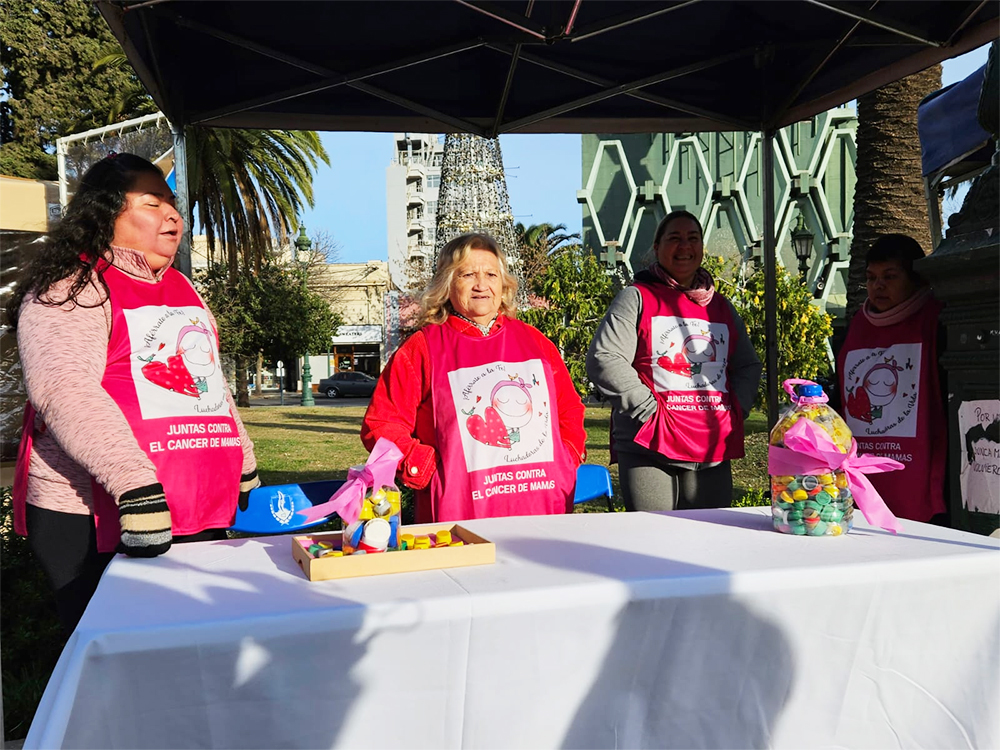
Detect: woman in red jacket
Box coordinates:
(837, 234, 947, 523)
(362, 232, 586, 523)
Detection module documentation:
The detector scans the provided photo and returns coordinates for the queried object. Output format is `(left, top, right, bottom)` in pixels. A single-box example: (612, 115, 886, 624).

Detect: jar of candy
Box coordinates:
(769, 380, 855, 536)
(360, 483, 402, 548)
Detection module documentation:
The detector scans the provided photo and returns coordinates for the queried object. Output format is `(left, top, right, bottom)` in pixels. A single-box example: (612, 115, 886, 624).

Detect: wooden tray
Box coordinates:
(292, 522, 495, 581)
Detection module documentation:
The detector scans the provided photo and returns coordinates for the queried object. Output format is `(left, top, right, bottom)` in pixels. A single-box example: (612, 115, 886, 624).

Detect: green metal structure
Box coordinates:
(580, 109, 857, 330)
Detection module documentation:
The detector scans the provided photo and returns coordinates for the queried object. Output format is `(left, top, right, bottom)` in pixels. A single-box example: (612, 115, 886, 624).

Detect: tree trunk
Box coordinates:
(846, 65, 942, 323)
(255, 351, 263, 395)
(236, 355, 250, 407)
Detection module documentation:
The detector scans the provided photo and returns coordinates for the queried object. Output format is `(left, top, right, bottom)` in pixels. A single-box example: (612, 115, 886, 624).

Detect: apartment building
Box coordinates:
(385, 133, 443, 291)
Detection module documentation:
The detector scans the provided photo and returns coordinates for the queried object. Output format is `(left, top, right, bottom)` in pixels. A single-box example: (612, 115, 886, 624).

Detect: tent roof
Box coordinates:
(99, 1, 997, 135)
(918, 64, 993, 180)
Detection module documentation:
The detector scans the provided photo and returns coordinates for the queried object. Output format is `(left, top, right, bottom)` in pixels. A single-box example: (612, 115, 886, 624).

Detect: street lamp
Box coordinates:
(294, 225, 316, 407)
(791, 212, 814, 280)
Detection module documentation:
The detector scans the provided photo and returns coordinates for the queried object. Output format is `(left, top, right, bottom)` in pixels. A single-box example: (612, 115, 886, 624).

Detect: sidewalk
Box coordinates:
(243, 391, 371, 408)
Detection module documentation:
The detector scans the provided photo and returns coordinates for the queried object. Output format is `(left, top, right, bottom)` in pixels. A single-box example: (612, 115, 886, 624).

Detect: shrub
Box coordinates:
(1, 486, 67, 739)
(520, 245, 616, 398)
(703, 255, 833, 408)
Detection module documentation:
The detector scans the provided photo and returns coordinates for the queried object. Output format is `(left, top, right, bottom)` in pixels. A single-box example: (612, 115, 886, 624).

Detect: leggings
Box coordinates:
(26, 504, 228, 635)
(618, 450, 733, 512)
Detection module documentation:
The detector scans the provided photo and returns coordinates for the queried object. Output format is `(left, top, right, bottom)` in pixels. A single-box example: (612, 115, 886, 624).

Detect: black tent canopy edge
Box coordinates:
(97, 1, 998, 135)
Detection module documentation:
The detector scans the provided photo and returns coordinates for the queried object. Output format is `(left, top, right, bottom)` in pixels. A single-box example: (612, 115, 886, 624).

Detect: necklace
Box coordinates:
(451, 311, 497, 336)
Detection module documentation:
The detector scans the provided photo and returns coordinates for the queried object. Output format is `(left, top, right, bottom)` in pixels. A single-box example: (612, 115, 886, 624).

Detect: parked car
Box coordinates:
(318, 371, 378, 399)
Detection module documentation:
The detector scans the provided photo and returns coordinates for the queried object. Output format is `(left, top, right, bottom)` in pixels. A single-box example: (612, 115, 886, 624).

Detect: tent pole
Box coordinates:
(171, 122, 193, 279)
(761, 127, 779, 428)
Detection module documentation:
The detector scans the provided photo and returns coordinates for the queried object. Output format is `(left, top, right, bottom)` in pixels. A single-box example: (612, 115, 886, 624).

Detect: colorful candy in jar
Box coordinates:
(358, 483, 402, 548)
(769, 381, 855, 537)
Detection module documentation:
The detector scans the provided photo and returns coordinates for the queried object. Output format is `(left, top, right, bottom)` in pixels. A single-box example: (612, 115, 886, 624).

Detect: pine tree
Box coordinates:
(0, 0, 148, 179)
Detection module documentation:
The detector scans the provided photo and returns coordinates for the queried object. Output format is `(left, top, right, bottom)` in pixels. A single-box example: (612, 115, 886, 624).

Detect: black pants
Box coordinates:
(26, 504, 227, 635)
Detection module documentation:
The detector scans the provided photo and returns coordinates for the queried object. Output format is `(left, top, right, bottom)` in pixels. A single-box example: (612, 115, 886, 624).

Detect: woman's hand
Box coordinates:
(400, 442, 437, 490)
(238, 469, 261, 512)
(118, 483, 173, 557)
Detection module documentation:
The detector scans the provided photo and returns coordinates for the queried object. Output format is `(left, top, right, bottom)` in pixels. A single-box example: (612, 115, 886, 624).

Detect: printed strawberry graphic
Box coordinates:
(466, 406, 511, 449)
(845, 387, 872, 424)
(142, 354, 199, 397)
(658, 353, 692, 377)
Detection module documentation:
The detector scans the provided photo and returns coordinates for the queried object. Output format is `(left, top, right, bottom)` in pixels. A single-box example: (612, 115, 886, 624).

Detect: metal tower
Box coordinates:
(434, 134, 524, 298)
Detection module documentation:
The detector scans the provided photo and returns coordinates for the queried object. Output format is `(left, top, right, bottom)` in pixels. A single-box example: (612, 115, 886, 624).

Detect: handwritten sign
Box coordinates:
(958, 399, 1000, 515)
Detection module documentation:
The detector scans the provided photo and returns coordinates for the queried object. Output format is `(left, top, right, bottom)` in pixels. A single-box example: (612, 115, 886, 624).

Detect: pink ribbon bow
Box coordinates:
(768, 419, 904, 534)
(297, 438, 404, 525)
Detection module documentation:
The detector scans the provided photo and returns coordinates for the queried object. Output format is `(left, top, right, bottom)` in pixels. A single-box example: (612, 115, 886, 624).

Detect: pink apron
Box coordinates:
(632, 283, 745, 462)
(14, 262, 244, 552)
(837, 300, 946, 521)
(423, 319, 577, 521)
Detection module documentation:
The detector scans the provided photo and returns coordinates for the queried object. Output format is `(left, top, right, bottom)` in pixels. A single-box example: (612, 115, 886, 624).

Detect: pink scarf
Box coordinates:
(863, 286, 933, 327)
(648, 263, 716, 306)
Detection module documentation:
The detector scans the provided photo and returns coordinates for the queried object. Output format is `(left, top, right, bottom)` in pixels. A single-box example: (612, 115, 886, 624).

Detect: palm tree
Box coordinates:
(93, 49, 329, 274)
(845, 66, 941, 324)
(188, 128, 327, 274)
(515, 222, 581, 293)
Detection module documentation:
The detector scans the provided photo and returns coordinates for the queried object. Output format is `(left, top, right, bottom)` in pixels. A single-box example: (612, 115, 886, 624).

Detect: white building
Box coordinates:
(385, 133, 443, 291)
(309, 261, 389, 378)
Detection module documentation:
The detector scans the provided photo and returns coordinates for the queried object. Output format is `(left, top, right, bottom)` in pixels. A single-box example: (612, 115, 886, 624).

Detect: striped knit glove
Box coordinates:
(118, 483, 173, 557)
(238, 469, 262, 512)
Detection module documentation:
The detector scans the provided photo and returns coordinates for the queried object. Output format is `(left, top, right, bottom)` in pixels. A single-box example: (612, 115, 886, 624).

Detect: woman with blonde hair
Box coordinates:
(362, 232, 586, 522)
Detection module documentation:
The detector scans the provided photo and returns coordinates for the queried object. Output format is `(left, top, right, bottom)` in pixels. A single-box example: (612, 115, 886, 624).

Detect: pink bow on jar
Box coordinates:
(768, 419, 904, 534)
(297, 438, 403, 525)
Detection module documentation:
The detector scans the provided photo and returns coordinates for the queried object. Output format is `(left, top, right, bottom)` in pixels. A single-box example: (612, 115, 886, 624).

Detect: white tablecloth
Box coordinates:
(25, 508, 1000, 749)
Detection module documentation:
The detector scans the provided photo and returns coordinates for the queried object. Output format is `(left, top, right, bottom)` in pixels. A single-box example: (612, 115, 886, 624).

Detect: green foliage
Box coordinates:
(187, 129, 329, 269)
(515, 222, 580, 288)
(1, 487, 67, 739)
(197, 263, 341, 367)
(0, 0, 152, 179)
(732, 486, 770, 507)
(703, 255, 833, 407)
(520, 244, 615, 397)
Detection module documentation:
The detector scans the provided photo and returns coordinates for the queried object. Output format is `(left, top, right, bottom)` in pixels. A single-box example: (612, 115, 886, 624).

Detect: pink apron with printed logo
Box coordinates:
(423, 319, 577, 522)
(632, 283, 744, 462)
(836, 300, 946, 521)
(13, 263, 245, 552)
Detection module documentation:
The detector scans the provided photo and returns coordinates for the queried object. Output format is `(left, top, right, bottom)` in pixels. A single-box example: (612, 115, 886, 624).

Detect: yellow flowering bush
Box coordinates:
(703, 256, 833, 408)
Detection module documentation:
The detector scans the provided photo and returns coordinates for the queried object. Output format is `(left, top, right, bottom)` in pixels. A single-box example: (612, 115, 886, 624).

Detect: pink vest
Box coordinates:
(632, 283, 744, 462)
(14, 263, 244, 552)
(423, 319, 577, 521)
(837, 299, 946, 521)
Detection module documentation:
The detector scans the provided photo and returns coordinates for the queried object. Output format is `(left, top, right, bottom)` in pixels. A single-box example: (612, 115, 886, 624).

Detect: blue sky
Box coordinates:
(300, 45, 990, 265)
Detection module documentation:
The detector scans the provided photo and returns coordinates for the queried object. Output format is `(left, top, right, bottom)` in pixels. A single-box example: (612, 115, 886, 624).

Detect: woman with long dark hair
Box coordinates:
(8, 153, 260, 632)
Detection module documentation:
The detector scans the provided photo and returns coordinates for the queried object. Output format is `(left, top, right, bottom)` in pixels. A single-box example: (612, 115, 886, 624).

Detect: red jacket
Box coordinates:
(361, 314, 587, 523)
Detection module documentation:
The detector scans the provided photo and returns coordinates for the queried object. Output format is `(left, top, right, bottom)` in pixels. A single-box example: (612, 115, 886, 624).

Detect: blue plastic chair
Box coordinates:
(229, 480, 346, 534)
(573, 464, 615, 511)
